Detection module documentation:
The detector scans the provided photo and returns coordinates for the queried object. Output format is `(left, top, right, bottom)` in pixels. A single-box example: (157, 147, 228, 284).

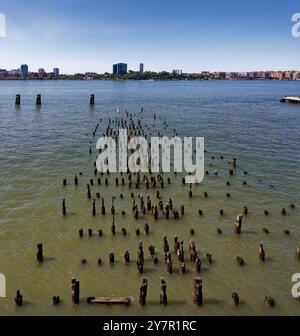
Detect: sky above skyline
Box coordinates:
(0, 0, 300, 73)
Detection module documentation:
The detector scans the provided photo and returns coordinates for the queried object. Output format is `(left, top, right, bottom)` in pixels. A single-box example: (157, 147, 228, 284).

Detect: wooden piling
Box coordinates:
(36, 243, 44, 262)
(90, 94, 95, 105)
(15, 94, 21, 105)
(139, 278, 148, 305)
(71, 278, 80, 304)
(36, 94, 41, 105)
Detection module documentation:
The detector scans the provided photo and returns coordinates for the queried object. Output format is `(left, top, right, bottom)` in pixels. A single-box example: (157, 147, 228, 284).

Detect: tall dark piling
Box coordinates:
(87, 184, 91, 199)
(71, 277, 80, 304)
(259, 242, 265, 261)
(36, 94, 41, 105)
(92, 199, 96, 216)
(160, 278, 167, 305)
(90, 94, 95, 105)
(109, 253, 115, 265)
(193, 277, 203, 305)
(62, 199, 66, 216)
(15, 94, 21, 105)
(101, 198, 106, 215)
(111, 216, 116, 235)
(139, 278, 148, 305)
(36, 243, 43, 262)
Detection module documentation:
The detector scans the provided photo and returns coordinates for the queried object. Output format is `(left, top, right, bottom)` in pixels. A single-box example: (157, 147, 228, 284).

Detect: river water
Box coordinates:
(0, 80, 299, 315)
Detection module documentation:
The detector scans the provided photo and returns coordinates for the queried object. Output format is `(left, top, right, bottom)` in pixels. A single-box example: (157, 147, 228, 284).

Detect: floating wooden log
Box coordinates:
(87, 296, 131, 305)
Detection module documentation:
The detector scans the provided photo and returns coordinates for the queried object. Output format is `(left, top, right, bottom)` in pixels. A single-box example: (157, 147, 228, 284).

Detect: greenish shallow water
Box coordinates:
(0, 80, 299, 316)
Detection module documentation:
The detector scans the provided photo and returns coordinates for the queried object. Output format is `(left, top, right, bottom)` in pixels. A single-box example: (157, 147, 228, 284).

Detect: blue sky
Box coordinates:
(0, 0, 299, 73)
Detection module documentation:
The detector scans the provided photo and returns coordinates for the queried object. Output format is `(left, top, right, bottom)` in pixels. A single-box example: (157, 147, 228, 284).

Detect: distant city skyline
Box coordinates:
(1, 63, 300, 81)
(0, 0, 299, 73)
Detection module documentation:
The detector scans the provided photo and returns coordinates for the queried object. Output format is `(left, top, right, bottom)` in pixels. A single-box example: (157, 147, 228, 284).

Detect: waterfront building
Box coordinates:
(20, 64, 28, 78)
(10, 69, 21, 78)
(201, 71, 210, 77)
(85, 72, 97, 79)
(53, 67, 59, 78)
(113, 63, 128, 76)
(257, 71, 266, 80)
(0, 69, 8, 78)
(139, 63, 144, 73)
(172, 69, 182, 75)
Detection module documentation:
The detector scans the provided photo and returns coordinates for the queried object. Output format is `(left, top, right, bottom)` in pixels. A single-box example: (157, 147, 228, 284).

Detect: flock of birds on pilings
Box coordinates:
(12, 95, 299, 310)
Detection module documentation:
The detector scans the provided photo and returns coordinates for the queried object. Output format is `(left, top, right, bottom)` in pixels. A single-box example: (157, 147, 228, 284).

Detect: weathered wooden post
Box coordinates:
(195, 257, 201, 272)
(109, 253, 115, 265)
(15, 94, 21, 105)
(36, 243, 43, 262)
(259, 242, 265, 261)
(101, 198, 106, 215)
(87, 184, 91, 199)
(124, 250, 130, 264)
(165, 252, 172, 273)
(193, 277, 203, 305)
(14, 290, 23, 306)
(111, 216, 116, 235)
(62, 199, 66, 216)
(90, 94, 95, 105)
(52, 296, 61, 305)
(232, 292, 239, 306)
(188, 184, 192, 198)
(174, 236, 179, 254)
(74, 174, 78, 186)
(36, 94, 41, 105)
(139, 278, 148, 305)
(160, 278, 167, 305)
(235, 214, 243, 234)
(71, 277, 80, 304)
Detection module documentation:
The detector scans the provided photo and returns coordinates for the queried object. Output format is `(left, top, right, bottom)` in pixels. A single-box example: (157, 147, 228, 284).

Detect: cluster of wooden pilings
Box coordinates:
(12, 105, 298, 310)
